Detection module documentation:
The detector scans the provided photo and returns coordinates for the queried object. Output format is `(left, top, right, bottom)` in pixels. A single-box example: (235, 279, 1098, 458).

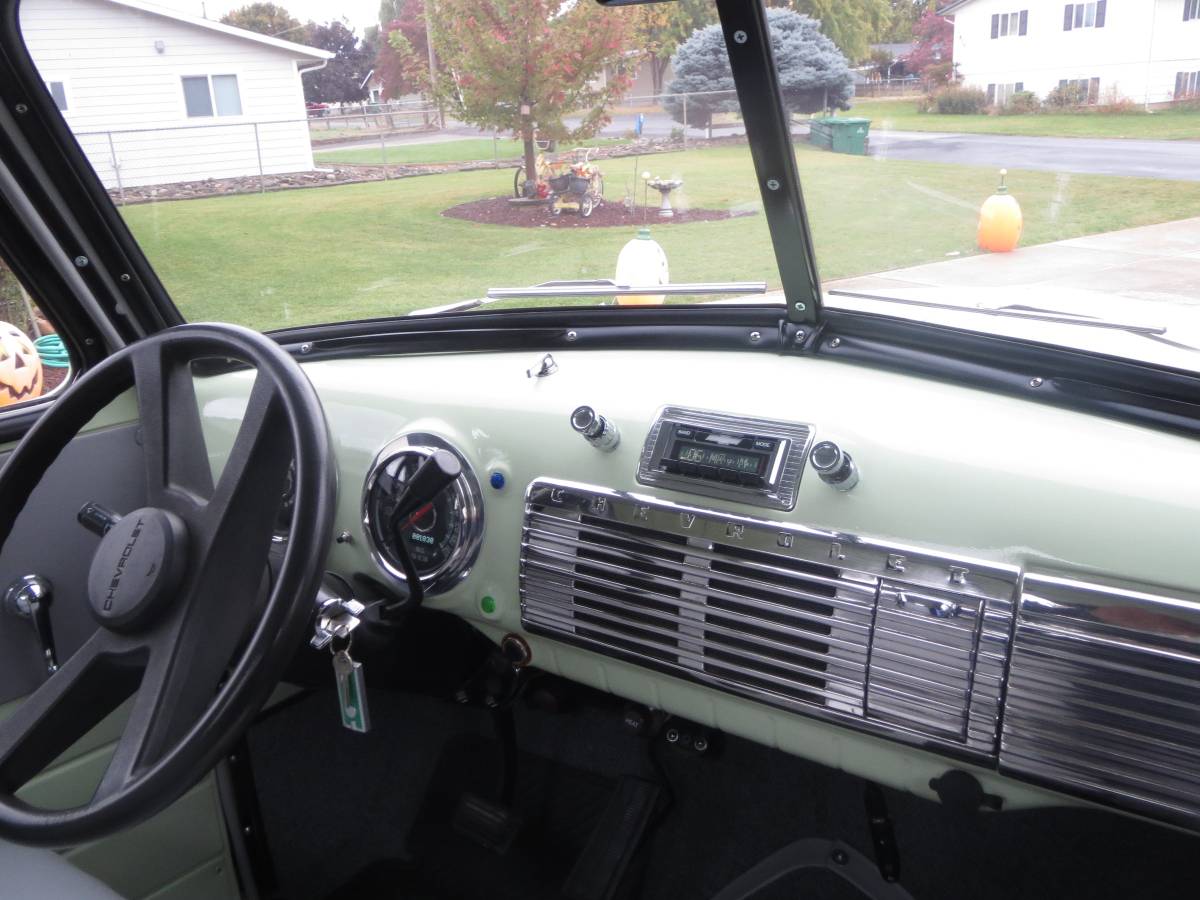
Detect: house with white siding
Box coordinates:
(20, 0, 332, 189)
(942, 0, 1200, 107)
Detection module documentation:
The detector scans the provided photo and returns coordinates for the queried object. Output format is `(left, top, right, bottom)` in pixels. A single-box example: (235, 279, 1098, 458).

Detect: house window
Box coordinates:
(987, 82, 1026, 106)
(1058, 77, 1101, 103)
(1185, 0, 1199, 21)
(1177, 71, 1200, 99)
(991, 9, 1028, 38)
(46, 81, 67, 112)
(182, 74, 242, 118)
(1063, 1, 1106, 30)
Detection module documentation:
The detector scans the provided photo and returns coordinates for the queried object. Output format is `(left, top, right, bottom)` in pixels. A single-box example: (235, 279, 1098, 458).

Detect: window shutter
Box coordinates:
(987, 83, 996, 105)
(1095, 0, 1106, 27)
(1063, 4, 1073, 30)
(1016, 82, 1024, 92)
(1177, 72, 1187, 100)
(1089, 77, 1100, 103)
(991, 13, 999, 38)
(1019, 10, 1028, 34)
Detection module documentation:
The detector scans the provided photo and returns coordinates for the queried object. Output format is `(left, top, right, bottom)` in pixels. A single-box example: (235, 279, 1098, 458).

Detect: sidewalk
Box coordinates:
(826, 217, 1200, 310)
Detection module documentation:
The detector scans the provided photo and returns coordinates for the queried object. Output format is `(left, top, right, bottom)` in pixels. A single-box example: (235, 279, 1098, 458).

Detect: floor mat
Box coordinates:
(328, 732, 618, 900)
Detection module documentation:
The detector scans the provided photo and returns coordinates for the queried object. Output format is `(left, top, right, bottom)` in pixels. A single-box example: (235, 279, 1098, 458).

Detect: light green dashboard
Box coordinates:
(195, 348, 1200, 819)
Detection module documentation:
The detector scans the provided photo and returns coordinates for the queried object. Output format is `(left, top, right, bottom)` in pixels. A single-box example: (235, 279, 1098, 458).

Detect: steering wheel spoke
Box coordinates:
(0, 629, 143, 797)
(131, 342, 215, 514)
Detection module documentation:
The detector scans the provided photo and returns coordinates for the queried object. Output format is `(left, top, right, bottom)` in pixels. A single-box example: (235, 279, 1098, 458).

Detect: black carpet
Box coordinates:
(247, 687, 1200, 900)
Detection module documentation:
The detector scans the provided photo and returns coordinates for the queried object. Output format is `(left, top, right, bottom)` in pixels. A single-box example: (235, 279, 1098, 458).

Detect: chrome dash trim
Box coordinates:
(1001, 573, 1200, 830)
(519, 478, 1019, 760)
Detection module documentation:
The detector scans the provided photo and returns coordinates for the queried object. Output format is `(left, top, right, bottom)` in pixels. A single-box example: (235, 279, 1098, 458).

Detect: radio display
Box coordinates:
(673, 442, 766, 475)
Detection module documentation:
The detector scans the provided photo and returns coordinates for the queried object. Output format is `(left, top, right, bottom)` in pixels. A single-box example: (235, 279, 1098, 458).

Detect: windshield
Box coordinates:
(17, 0, 1200, 358)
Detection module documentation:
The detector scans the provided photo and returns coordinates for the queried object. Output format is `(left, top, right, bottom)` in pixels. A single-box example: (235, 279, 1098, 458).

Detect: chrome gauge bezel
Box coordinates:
(361, 432, 484, 597)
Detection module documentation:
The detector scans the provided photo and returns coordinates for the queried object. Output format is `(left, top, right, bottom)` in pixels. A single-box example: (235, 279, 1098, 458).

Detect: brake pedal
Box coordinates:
(451, 792, 522, 854)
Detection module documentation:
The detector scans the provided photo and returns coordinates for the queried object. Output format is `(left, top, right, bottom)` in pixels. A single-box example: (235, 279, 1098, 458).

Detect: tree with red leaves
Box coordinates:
(376, 0, 431, 100)
(429, 0, 631, 196)
(905, 10, 953, 76)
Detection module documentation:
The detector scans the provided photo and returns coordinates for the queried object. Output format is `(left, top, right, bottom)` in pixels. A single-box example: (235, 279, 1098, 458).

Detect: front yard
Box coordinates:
(122, 144, 1200, 331)
(849, 99, 1200, 140)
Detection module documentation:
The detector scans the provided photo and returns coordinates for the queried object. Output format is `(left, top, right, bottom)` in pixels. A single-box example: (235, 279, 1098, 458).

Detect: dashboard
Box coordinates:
(198, 347, 1200, 832)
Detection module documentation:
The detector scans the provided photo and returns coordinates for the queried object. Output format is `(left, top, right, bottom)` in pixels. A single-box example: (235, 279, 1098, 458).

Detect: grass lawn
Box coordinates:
(315, 137, 622, 167)
(849, 99, 1200, 140)
(123, 144, 1200, 331)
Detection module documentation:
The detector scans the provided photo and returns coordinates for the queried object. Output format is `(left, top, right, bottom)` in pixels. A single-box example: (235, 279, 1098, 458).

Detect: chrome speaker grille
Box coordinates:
(1001, 574, 1200, 829)
(520, 480, 1018, 757)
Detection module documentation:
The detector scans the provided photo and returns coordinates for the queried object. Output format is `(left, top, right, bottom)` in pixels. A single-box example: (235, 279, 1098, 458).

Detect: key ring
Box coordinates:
(329, 632, 352, 656)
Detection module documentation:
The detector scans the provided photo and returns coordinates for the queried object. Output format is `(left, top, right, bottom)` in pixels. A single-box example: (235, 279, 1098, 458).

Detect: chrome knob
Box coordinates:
(571, 405, 620, 452)
(810, 440, 858, 491)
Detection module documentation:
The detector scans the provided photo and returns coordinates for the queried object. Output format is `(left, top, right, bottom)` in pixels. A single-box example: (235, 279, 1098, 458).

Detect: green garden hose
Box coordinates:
(35, 333, 70, 368)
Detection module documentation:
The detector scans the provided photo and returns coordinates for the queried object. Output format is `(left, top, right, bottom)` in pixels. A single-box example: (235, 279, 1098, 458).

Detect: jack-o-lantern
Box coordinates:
(0, 322, 43, 407)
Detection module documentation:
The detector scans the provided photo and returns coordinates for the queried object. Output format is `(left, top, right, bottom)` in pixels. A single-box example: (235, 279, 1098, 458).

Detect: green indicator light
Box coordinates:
(480, 595, 496, 615)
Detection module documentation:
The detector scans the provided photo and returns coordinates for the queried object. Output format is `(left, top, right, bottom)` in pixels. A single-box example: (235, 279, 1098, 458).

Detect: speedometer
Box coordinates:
(362, 434, 483, 596)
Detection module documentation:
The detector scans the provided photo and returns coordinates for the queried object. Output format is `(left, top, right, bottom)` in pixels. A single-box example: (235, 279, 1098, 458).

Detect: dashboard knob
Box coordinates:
(810, 440, 859, 491)
(571, 405, 620, 452)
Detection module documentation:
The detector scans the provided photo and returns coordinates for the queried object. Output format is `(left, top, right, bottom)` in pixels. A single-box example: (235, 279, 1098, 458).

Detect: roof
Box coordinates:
(937, 0, 973, 12)
(99, 0, 334, 60)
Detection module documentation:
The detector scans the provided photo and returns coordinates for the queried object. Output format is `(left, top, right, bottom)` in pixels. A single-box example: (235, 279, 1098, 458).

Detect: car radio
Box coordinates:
(637, 407, 815, 510)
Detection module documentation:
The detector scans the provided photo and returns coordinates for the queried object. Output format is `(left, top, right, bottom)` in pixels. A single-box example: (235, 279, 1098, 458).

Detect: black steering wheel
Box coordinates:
(0, 323, 335, 847)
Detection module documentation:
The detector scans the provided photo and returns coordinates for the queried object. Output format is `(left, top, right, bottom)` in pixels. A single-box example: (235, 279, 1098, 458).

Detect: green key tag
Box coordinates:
(333, 649, 371, 733)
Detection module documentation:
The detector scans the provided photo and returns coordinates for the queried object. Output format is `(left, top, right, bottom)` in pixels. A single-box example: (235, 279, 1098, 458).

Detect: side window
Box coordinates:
(182, 74, 242, 118)
(0, 258, 71, 409)
(1187, 0, 1200, 22)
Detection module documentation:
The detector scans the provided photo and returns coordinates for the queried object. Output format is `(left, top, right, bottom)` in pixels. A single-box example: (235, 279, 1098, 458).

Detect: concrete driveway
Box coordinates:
(868, 130, 1200, 182)
(826, 217, 1200, 307)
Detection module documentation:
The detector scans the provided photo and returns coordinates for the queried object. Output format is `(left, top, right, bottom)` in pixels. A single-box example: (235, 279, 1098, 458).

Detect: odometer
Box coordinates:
(362, 434, 483, 596)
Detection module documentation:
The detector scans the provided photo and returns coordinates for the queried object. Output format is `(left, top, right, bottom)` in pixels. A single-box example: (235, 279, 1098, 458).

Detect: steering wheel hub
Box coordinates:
(86, 507, 188, 631)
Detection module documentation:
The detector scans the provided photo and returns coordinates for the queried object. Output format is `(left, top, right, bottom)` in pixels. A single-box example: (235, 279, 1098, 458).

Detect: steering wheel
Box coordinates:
(0, 323, 335, 847)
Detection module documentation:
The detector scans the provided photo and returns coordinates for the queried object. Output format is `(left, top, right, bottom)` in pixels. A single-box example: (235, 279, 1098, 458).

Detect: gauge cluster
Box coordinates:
(361, 433, 484, 597)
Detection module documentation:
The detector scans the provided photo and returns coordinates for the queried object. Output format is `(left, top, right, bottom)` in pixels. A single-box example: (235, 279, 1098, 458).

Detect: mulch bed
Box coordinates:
(41, 366, 68, 394)
(443, 196, 753, 228)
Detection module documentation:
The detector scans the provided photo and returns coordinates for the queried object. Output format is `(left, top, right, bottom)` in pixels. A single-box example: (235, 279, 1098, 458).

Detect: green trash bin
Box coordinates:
(808, 117, 871, 156)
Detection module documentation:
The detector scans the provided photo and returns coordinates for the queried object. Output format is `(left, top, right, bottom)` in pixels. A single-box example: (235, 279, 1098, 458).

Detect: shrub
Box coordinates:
(669, 127, 685, 142)
(926, 86, 988, 114)
(921, 61, 954, 90)
(1097, 85, 1137, 114)
(1044, 82, 1087, 108)
(999, 90, 1040, 115)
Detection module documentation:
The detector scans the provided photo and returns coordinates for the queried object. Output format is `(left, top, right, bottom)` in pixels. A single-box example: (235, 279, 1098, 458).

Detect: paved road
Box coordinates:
(319, 110, 1200, 182)
(867, 130, 1200, 182)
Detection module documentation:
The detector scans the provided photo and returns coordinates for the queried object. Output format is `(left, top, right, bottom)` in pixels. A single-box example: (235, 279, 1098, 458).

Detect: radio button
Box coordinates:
(718, 468, 740, 484)
(698, 465, 719, 480)
(679, 461, 700, 476)
(739, 473, 766, 488)
(661, 460, 681, 474)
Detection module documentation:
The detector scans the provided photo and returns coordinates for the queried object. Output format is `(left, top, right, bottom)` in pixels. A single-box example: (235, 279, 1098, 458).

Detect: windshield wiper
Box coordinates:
(408, 280, 767, 316)
(827, 289, 1169, 337)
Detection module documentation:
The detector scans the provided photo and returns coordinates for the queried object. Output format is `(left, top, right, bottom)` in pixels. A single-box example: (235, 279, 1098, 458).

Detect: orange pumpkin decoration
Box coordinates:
(0, 322, 44, 407)
(977, 169, 1023, 253)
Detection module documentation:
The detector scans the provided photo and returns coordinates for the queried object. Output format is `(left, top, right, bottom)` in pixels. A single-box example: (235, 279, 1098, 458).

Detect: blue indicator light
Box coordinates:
(489, 471, 506, 490)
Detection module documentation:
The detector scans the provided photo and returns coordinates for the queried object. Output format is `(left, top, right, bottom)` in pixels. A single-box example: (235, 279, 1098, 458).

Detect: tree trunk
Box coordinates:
(521, 106, 537, 198)
(651, 57, 668, 97)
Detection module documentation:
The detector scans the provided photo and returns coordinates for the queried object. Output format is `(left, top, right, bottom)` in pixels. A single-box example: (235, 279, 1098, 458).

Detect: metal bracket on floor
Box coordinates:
(708, 838, 914, 900)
